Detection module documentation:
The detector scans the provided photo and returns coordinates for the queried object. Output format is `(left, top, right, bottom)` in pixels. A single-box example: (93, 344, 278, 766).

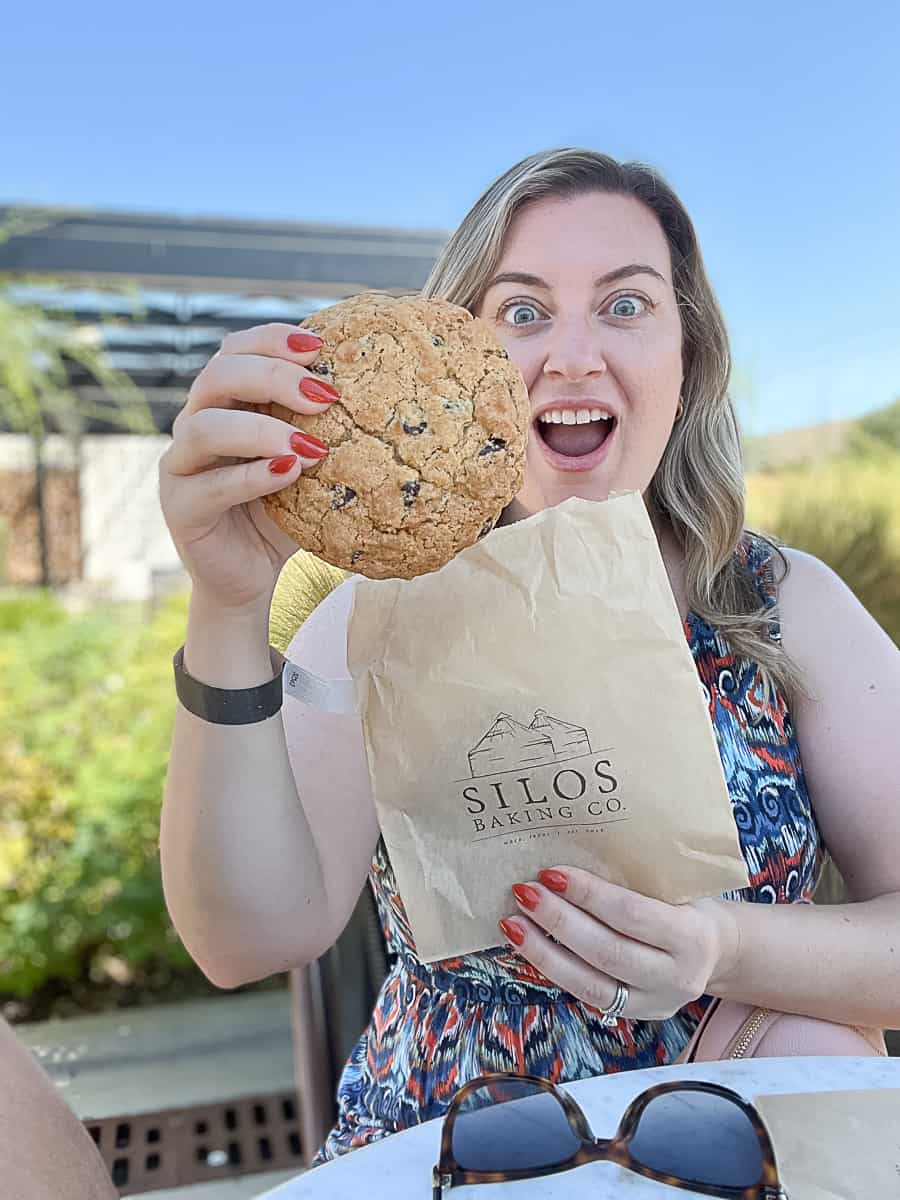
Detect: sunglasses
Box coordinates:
(433, 1074, 788, 1199)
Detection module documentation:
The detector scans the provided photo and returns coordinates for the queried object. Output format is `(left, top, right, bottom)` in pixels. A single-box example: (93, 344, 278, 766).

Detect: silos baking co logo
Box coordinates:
(457, 708, 629, 842)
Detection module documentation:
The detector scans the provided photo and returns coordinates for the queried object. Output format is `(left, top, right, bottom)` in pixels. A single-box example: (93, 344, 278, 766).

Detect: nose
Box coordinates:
(541, 318, 608, 383)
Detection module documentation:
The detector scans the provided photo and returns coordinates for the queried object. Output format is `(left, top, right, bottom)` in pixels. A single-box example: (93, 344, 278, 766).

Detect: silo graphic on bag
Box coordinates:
(529, 708, 592, 760)
(467, 710, 592, 777)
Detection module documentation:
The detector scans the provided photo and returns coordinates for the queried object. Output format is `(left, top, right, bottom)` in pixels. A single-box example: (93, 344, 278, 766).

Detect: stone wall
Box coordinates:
(0, 458, 81, 586)
(0, 434, 186, 599)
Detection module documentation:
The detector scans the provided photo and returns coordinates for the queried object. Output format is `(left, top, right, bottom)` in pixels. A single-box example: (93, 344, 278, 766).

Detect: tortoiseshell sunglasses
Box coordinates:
(433, 1074, 787, 1199)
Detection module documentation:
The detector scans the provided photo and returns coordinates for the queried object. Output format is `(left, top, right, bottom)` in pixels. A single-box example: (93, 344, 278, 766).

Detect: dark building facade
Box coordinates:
(0, 205, 450, 433)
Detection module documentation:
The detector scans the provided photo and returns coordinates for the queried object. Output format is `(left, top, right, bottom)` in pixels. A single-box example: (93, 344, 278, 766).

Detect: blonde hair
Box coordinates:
(422, 147, 807, 709)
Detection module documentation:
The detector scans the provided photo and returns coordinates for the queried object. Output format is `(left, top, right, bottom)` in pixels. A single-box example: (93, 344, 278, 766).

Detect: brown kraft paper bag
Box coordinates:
(755, 1089, 900, 1199)
(345, 492, 751, 962)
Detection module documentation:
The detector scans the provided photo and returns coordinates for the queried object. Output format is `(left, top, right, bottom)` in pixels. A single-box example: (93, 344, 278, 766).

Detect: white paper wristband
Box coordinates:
(281, 660, 360, 715)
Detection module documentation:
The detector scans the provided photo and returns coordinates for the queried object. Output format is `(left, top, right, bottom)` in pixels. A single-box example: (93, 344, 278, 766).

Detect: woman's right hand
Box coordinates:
(159, 323, 340, 612)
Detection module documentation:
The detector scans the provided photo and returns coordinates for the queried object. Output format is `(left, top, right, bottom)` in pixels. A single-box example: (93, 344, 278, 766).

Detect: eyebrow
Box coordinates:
(482, 263, 669, 293)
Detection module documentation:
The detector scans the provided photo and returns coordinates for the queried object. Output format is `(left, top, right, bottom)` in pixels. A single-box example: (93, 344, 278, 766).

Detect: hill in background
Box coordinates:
(744, 396, 900, 472)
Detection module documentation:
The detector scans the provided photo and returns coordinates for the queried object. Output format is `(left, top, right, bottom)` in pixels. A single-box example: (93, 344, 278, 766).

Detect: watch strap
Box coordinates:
(173, 645, 286, 725)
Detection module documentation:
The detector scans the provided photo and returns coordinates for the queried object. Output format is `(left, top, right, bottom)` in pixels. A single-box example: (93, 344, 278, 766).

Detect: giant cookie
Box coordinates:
(261, 292, 530, 579)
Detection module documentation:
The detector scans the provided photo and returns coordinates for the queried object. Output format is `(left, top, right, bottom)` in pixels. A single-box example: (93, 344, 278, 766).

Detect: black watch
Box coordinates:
(173, 645, 286, 725)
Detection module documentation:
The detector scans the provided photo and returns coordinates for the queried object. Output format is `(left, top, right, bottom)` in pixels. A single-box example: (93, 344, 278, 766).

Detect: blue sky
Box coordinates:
(3, 1, 898, 436)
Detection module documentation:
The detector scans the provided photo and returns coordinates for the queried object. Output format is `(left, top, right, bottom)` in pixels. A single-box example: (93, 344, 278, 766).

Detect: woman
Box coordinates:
(158, 149, 900, 1160)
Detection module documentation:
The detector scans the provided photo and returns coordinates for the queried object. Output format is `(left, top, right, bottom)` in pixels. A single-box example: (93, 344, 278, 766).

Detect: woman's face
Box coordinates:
(475, 191, 684, 519)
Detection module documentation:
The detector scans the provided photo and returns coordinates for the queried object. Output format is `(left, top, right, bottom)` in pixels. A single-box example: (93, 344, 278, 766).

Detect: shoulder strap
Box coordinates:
(680, 997, 722, 1064)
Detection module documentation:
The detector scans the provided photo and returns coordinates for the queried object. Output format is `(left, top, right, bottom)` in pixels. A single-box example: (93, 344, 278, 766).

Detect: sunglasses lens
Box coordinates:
(451, 1079, 580, 1172)
(628, 1089, 764, 1188)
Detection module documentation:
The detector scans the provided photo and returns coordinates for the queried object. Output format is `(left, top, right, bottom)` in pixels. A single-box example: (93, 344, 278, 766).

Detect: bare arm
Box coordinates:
(160, 578, 379, 987)
(709, 548, 900, 1027)
(0, 1017, 116, 1199)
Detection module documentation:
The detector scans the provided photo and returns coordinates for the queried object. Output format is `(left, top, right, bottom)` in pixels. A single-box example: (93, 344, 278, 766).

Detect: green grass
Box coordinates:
(746, 446, 900, 643)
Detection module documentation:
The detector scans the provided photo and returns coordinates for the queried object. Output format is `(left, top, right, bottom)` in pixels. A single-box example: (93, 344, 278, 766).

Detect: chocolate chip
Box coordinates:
(478, 437, 507, 456)
(401, 480, 420, 509)
(310, 361, 332, 376)
(330, 484, 357, 509)
(402, 419, 428, 435)
(350, 550, 365, 564)
(432, 335, 445, 347)
(442, 399, 465, 413)
(477, 518, 495, 539)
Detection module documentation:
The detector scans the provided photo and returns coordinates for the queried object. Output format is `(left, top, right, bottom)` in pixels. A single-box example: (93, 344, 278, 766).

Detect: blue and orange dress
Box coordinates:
(314, 532, 826, 1162)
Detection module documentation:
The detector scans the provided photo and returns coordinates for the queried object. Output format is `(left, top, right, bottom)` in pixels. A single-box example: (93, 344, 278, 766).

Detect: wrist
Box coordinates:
(188, 585, 273, 628)
(706, 899, 742, 995)
(185, 590, 276, 688)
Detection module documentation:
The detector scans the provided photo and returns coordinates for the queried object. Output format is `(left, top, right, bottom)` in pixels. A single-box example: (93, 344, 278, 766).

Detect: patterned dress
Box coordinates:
(314, 532, 826, 1163)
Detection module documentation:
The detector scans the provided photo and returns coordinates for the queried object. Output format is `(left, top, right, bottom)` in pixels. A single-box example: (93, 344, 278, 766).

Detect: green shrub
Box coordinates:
(0, 557, 346, 1005)
(851, 397, 900, 455)
(0, 590, 192, 996)
(0, 587, 69, 634)
(775, 499, 899, 642)
(747, 458, 900, 645)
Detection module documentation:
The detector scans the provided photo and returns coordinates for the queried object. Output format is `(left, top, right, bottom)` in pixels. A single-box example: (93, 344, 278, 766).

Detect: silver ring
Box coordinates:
(598, 980, 629, 1026)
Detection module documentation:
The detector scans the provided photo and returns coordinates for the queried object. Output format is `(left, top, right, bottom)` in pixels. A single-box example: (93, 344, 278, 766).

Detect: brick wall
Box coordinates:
(0, 467, 82, 585)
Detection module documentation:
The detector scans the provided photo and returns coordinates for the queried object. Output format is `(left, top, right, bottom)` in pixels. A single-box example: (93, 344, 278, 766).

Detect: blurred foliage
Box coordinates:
(0, 206, 154, 441)
(746, 444, 900, 644)
(0, 587, 71, 634)
(0, 216, 157, 587)
(269, 549, 348, 653)
(0, 546, 345, 1007)
(848, 396, 900, 456)
(0, 589, 191, 997)
(0, 292, 155, 441)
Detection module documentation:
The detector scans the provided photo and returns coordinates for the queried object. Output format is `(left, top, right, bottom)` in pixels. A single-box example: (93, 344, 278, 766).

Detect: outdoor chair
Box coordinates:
(290, 880, 389, 1166)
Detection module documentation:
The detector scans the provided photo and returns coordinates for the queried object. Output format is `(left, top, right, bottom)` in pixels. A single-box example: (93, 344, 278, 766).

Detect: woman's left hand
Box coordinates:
(500, 867, 739, 1021)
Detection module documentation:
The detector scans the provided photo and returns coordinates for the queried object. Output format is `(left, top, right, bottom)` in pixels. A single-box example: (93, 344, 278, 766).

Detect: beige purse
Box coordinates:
(676, 996, 887, 1063)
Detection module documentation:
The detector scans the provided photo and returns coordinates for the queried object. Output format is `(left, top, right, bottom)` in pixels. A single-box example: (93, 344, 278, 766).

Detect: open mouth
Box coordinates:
(532, 407, 617, 467)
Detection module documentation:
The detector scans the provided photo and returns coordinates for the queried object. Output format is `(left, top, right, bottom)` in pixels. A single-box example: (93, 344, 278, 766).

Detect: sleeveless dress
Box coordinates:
(314, 532, 826, 1163)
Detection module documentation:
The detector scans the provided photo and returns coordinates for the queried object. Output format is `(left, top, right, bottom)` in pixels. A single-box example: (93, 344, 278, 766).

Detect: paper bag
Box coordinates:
(756, 1088, 900, 1198)
(345, 492, 750, 962)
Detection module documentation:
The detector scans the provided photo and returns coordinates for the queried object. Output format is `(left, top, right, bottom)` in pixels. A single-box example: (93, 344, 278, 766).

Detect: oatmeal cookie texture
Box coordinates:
(261, 292, 530, 579)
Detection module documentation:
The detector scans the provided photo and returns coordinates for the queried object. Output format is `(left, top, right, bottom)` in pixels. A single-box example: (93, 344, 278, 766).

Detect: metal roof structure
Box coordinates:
(0, 206, 451, 433)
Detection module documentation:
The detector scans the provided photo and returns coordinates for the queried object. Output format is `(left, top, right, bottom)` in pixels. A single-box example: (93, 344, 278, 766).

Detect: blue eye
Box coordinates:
(497, 294, 649, 326)
(610, 295, 647, 318)
(499, 301, 542, 326)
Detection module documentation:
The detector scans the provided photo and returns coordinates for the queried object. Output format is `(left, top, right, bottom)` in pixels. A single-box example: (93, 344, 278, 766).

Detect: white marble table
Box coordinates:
(256, 1056, 900, 1198)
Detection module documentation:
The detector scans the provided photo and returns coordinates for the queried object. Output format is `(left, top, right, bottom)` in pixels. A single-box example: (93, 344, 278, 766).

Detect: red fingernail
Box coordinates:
(290, 431, 329, 459)
(287, 331, 323, 353)
(268, 454, 298, 474)
(499, 919, 525, 947)
(299, 377, 340, 405)
(512, 883, 541, 911)
(538, 870, 568, 893)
